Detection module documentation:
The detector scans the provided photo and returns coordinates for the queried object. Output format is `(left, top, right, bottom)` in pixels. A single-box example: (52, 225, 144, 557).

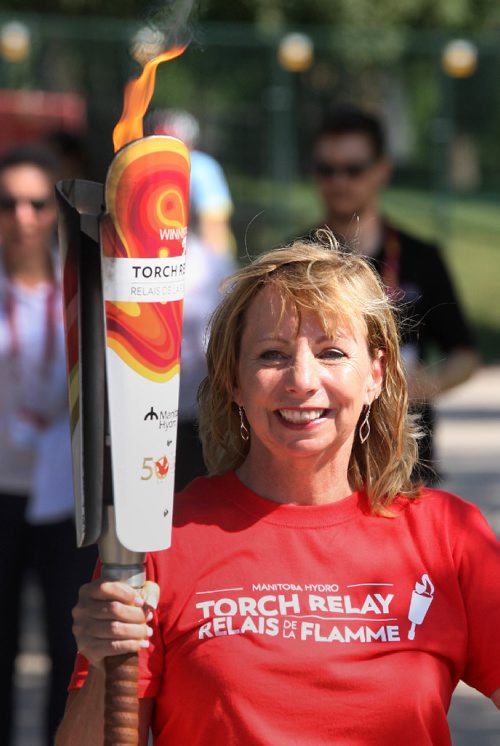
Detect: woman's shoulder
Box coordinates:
(397, 486, 482, 515)
(172, 471, 237, 522)
(395, 487, 495, 539)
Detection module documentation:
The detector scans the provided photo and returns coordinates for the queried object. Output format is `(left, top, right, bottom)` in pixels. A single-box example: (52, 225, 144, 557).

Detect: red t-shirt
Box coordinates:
(71, 472, 500, 745)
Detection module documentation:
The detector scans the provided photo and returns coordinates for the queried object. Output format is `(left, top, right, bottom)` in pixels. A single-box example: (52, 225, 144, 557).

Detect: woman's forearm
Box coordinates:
(55, 667, 105, 746)
(56, 666, 154, 746)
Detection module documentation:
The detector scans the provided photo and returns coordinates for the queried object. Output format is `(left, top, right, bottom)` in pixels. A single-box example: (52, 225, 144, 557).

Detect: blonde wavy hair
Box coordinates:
(198, 238, 421, 513)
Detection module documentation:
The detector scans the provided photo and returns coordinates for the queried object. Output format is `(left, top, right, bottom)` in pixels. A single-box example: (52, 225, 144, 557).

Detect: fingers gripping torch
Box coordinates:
(56, 136, 190, 745)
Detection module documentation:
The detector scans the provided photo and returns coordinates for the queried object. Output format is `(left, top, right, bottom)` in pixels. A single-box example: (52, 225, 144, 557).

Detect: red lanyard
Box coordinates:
(381, 225, 402, 299)
(5, 279, 58, 379)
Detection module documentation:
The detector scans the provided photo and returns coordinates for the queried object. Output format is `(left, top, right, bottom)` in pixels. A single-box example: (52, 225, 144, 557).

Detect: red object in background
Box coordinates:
(0, 89, 86, 152)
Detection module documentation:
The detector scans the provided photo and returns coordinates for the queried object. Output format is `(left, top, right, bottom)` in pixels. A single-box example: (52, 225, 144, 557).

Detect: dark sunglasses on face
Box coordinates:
(0, 196, 53, 213)
(314, 159, 376, 179)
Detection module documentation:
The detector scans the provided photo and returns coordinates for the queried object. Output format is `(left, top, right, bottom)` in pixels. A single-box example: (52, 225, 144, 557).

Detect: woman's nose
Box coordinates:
(285, 350, 320, 395)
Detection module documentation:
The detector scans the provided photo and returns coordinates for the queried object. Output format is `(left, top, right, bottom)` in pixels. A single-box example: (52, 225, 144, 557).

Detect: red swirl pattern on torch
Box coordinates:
(101, 136, 190, 382)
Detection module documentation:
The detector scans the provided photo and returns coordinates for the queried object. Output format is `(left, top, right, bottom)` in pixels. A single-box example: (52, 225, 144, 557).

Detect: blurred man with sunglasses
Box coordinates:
(0, 146, 95, 745)
(308, 106, 479, 484)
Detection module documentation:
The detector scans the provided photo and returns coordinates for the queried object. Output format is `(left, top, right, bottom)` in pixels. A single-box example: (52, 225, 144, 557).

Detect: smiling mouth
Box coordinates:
(278, 408, 327, 424)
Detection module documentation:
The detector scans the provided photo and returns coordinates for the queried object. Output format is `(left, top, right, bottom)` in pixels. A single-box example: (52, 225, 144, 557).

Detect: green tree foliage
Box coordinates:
(186, 0, 497, 31)
(2, 0, 500, 30)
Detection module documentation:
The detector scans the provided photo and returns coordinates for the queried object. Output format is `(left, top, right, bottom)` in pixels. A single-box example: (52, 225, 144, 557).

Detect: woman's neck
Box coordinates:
(236, 448, 353, 506)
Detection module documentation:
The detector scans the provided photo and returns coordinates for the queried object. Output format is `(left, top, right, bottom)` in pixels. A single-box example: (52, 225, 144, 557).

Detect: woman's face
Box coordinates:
(233, 285, 384, 468)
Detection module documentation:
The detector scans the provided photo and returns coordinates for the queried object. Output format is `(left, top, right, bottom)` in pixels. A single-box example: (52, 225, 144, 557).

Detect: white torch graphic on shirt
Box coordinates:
(407, 574, 434, 640)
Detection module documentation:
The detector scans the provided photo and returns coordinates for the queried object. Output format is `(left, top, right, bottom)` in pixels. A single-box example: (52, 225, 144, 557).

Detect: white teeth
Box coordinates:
(279, 409, 325, 423)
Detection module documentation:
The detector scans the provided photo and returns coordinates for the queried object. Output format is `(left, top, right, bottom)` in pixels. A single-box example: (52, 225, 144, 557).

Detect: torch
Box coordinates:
(56, 48, 190, 745)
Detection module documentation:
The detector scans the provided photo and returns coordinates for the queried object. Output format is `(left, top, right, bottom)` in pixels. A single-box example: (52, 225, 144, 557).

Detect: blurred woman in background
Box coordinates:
(0, 146, 95, 746)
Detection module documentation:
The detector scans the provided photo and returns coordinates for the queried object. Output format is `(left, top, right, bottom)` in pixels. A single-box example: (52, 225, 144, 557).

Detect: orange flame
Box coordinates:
(112, 45, 187, 152)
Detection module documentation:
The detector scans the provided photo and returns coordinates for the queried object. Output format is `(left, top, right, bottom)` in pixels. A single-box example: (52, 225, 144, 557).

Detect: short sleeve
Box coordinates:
(455, 505, 500, 696)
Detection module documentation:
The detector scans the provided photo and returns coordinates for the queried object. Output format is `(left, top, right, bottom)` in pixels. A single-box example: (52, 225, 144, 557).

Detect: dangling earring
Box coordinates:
(359, 403, 371, 444)
(238, 405, 250, 441)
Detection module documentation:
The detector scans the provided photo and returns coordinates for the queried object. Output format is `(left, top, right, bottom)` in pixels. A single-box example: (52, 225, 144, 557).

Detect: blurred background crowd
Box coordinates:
(0, 0, 499, 744)
(0, 2, 498, 358)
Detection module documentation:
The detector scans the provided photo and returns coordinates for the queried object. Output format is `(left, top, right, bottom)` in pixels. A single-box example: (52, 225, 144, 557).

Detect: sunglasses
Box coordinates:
(0, 196, 53, 213)
(314, 159, 376, 179)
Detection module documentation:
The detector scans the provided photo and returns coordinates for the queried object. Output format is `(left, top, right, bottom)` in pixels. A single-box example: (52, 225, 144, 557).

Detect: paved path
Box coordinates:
(12, 367, 500, 745)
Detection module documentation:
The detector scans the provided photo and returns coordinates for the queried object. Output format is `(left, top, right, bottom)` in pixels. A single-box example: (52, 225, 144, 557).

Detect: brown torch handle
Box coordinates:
(99, 506, 146, 746)
(104, 653, 140, 746)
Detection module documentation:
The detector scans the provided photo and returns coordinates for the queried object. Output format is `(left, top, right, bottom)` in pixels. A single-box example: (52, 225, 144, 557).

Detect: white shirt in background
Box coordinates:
(0, 260, 74, 523)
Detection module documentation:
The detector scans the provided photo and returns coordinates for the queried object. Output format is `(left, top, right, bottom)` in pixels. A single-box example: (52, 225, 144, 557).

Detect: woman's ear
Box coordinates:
(232, 379, 241, 408)
(367, 349, 385, 403)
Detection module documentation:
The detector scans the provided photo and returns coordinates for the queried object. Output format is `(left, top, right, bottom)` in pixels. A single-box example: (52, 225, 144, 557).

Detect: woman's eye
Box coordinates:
(260, 349, 286, 361)
(319, 348, 345, 360)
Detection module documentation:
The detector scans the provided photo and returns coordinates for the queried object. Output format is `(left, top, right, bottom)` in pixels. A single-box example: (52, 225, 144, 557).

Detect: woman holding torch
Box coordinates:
(57, 239, 500, 745)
